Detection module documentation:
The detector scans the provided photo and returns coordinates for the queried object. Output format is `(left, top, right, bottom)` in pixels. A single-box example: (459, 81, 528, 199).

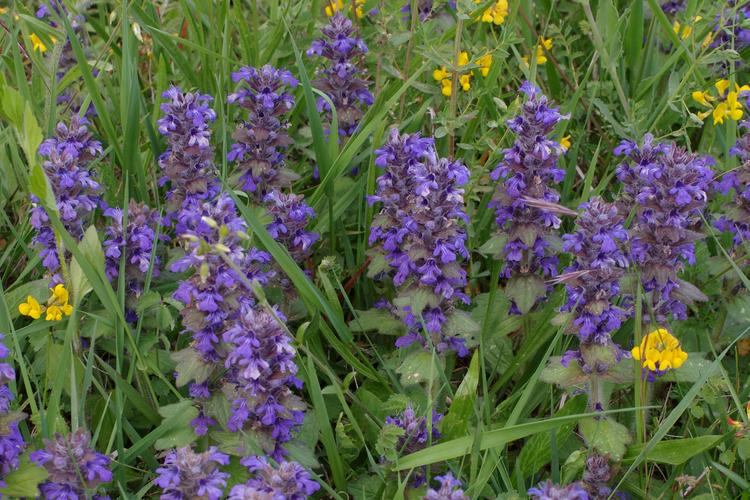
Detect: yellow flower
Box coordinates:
(324, 0, 364, 19)
(631, 328, 688, 372)
(433, 51, 473, 97)
(692, 80, 750, 125)
(559, 135, 571, 151)
(440, 80, 452, 97)
(433, 66, 450, 81)
(459, 74, 471, 91)
(0, 7, 8, 14)
(716, 79, 731, 95)
(30, 33, 47, 53)
(691, 90, 714, 107)
(522, 37, 553, 66)
(18, 296, 42, 320)
(44, 284, 73, 321)
(476, 53, 492, 77)
(477, 0, 509, 25)
(50, 284, 70, 305)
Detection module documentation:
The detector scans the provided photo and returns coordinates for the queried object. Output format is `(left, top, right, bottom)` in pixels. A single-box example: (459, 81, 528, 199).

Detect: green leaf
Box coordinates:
(623, 435, 724, 465)
(70, 226, 105, 304)
(540, 356, 588, 388)
(477, 234, 508, 258)
(154, 400, 199, 450)
(29, 163, 56, 216)
(349, 309, 406, 336)
(171, 348, 214, 387)
(0, 454, 48, 498)
(505, 274, 546, 314)
(376, 424, 405, 462)
(393, 288, 439, 317)
(580, 417, 632, 461)
(440, 351, 479, 440)
(396, 350, 442, 386)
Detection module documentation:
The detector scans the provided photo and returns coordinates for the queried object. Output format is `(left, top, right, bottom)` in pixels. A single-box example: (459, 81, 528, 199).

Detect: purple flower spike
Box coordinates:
(223, 306, 304, 459)
(489, 81, 569, 314)
(171, 194, 272, 363)
(103, 200, 162, 296)
(263, 191, 319, 263)
(581, 453, 615, 498)
(423, 472, 469, 500)
(369, 129, 471, 355)
(31, 428, 112, 499)
(615, 134, 714, 324)
(715, 116, 750, 245)
(157, 86, 220, 235)
(229, 455, 319, 500)
(0, 334, 25, 489)
(528, 480, 590, 500)
(384, 405, 442, 486)
(228, 65, 299, 198)
(154, 446, 229, 500)
(307, 13, 373, 137)
(558, 197, 631, 374)
(31, 115, 103, 284)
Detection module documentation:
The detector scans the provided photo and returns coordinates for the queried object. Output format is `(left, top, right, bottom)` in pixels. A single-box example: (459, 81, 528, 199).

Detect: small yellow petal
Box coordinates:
(716, 79, 730, 95)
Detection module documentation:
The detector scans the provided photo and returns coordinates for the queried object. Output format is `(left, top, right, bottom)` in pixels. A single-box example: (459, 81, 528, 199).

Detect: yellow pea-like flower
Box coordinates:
(30, 33, 47, 53)
(18, 296, 42, 320)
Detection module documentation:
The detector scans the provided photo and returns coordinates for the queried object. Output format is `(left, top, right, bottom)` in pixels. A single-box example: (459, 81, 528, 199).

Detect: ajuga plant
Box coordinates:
(102, 200, 161, 305)
(228, 455, 320, 499)
(222, 306, 305, 459)
(227, 65, 299, 199)
(0, 335, 25, 489)
(489, 81, 569, 314)
(170, 194, 272, 435)
(553, 197, 631, 405)
(615, 134, 714, 323)
(368, 128, 472, 355)
(540, 198, 629, 498)
(716, 112, 750, 247)
(423, 472, 469, 500)
(528, 479, 589, 499)
(307, 12, 373, 137)
(157, 86, 220, 235)
(31, 428, 112, 498)
(616, 135, 712, 379)
(155, 446, 229, 500)
(382, 404, 443, 486)
(31, 115, 103, 285)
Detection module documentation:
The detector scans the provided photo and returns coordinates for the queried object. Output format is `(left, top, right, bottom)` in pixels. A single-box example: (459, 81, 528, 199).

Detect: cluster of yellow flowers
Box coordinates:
(631, 328, 688, 373)
(433, 52, 492, 97)
(672, 16, 713, 47)
(521, 37, 553, 66)
(324, 0, 365, 19)
(692, 79, 750, 125)
(476, 0, 509, 25)
(18, 284, 74, 321)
